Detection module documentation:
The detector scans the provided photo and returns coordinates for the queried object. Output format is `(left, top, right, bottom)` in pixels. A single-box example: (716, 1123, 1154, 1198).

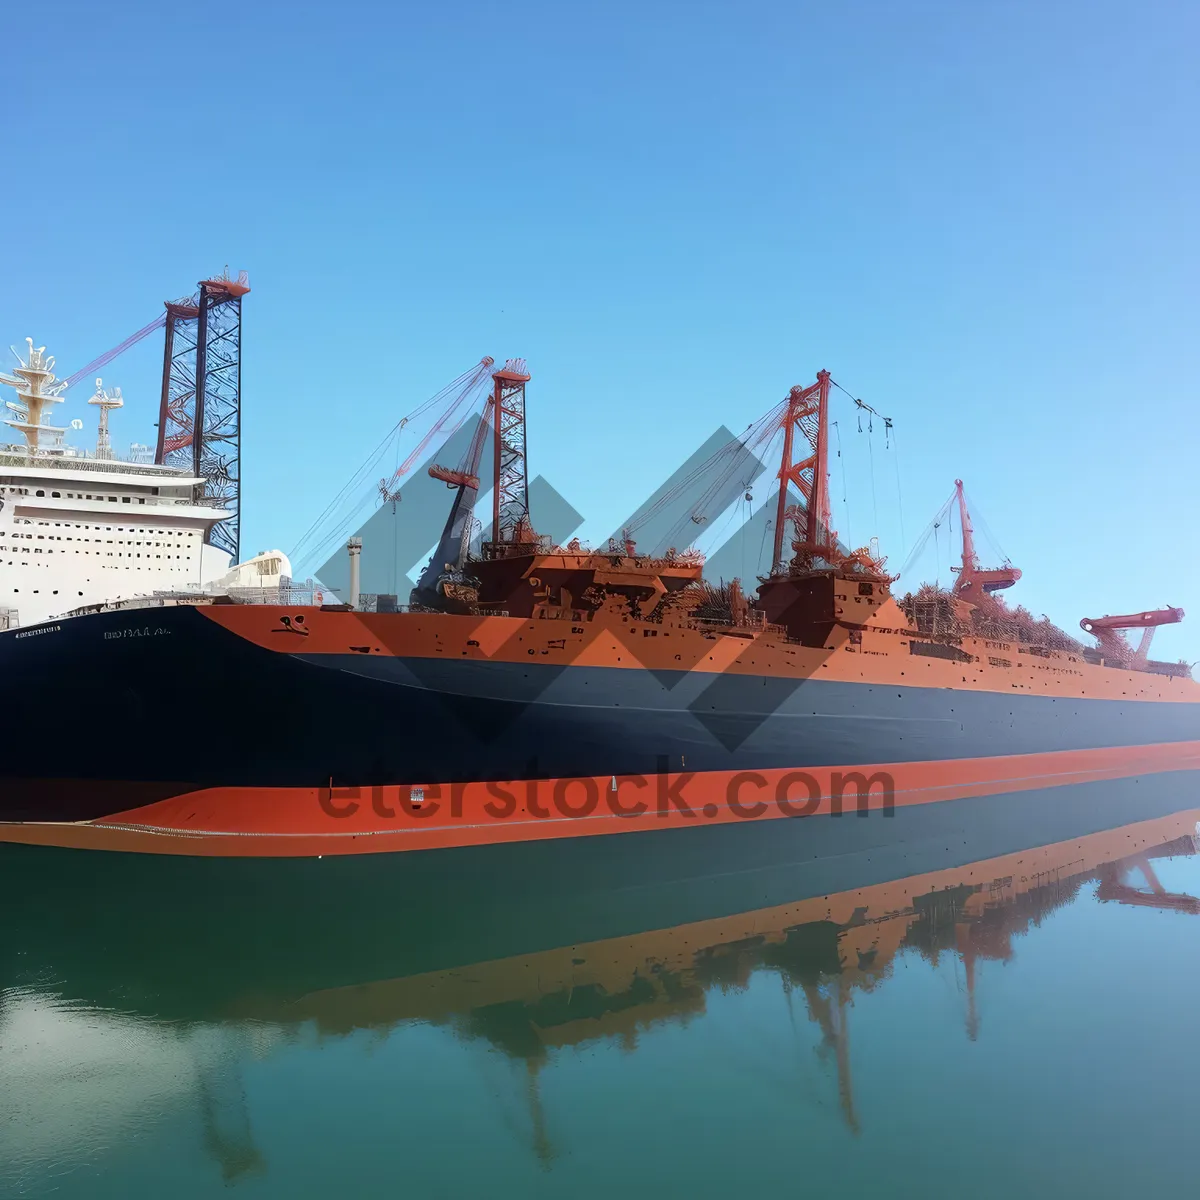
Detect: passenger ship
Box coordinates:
(0, 338, 276, 629)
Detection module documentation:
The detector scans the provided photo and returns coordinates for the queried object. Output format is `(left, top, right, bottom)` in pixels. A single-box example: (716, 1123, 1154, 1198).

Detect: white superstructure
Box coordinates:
(0, 338, 235, 627)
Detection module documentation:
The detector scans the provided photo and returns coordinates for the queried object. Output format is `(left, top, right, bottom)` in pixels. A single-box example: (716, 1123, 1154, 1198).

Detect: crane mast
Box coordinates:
(488, 359, 533, 550)
(771, 370, 834, 574)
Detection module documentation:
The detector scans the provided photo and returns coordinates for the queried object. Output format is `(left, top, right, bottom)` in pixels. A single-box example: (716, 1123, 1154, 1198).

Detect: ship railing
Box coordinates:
(156, 587, 518, 616)
(1145, 659, 1193, 679)
(61, 593, 218, 618)
(0, 450, 183, 479)
(347, 593, 509, 616)
(221, 586, 324, 607)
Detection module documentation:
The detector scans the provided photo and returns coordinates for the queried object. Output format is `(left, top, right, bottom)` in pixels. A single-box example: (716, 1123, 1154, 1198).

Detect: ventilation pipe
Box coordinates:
(347, 537, 362, 610)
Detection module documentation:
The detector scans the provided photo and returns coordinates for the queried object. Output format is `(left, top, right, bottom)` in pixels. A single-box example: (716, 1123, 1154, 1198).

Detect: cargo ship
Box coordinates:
(0, 361, 1197, 854)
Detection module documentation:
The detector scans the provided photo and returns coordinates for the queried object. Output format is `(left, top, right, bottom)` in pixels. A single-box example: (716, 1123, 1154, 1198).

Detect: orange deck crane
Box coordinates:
(951, 479, 1021, 605)
(1079, 607, 1185, 669)
(771, 370, 836, 573)
(410, 357, 537, 608)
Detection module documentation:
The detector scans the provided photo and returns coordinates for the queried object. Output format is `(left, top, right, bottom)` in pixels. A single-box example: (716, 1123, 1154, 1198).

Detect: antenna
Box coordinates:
(88, 376, 125, 460)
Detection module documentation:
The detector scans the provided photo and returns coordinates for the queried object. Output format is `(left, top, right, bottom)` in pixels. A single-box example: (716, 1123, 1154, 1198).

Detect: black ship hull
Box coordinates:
(1, 604, 1197, 853)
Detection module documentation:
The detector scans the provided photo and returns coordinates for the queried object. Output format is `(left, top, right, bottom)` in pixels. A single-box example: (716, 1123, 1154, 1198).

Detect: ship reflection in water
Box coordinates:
(4, 788, 1200, 1197)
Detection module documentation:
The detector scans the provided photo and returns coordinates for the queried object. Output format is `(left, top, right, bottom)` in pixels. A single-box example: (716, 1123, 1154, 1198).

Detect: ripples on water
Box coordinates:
(3, 793, 1200, 1198)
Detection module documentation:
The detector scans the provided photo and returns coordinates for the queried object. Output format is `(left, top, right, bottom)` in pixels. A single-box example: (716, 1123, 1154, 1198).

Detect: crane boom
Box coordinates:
(1080, 607, 1185, 632)
(950, 480, 1020, 604)
(955, 478, 978, 575)
(412, 365, 504, 609)
(63, 314, 167, 391)
(1080, 606, 1184, 668)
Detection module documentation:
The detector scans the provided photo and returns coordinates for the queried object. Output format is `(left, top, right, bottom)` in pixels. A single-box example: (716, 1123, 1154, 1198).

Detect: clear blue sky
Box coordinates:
(6, 0, 1198, 661)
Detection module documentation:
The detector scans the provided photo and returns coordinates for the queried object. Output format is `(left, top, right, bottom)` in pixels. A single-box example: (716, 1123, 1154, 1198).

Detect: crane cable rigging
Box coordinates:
(896, 481, 1012, 585)
(289, 357, 495, 572)
(623, 377, 904, 566)
(829, 377, 904, 552)
(621, 395, 792, 549)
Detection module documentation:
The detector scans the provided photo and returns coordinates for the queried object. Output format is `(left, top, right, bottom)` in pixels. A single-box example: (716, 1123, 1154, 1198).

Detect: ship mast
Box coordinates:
(88, 377, 124, 460)
(0, 338, 68, 452)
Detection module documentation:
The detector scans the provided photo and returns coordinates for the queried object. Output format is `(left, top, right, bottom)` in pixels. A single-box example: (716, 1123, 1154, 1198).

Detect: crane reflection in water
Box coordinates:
(3, 798, 1199, 1185)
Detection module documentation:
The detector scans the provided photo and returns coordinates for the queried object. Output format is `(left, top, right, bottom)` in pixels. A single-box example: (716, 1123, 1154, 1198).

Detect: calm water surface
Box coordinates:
(3, 796, 1200, 1198)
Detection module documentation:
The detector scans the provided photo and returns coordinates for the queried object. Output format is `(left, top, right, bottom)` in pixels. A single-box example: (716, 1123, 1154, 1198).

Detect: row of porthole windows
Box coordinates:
(5, 559, 184, 572)
(4, 532, 193, 545)
(2, 484, 154, 506)
(3, 546, 187, 558)
(24, 520, 196, 536)
(4, 533, 194, 550)
(32, 488, 148, 505)
(4, 528, 197, 546)
(12, 516, 193, 530)
(8, 588, 87, 596)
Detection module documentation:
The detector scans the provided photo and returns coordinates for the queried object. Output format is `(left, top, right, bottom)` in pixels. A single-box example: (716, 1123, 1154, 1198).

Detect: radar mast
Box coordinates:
(0, 338, 69, 452)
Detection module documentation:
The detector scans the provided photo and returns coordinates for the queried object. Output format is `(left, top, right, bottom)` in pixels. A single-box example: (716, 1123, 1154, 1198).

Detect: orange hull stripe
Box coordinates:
(198, 606, 1200, 706)
(2, 740, 1199, 857)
